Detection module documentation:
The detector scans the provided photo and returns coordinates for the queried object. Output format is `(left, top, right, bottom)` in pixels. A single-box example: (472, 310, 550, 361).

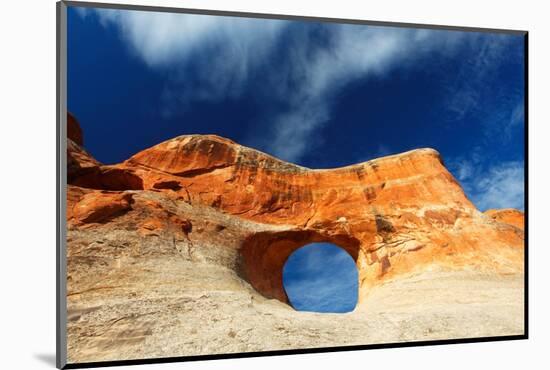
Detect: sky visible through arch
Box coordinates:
(283, 243, 358, 313)
(67, 6, 525, 313)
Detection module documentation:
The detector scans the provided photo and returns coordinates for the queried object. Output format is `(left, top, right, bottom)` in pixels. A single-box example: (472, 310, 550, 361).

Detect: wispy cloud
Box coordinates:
(445, 35, 511, 120)
(437, 33, 524, 212)
(451, 159, 524, 211)
(454, 159, 475, 182)
(76, 8, 522, 167)
(441, 33, 524, 147)
(79, 7, 287, 114)
(472, 161, 525, 211)
(257, 26, 466, 161)
(283, 243, 358, 313)
(76, 8, 469, 162)
(448, 87, 524, 213)
(89, 8, 287, 68)
(503, 99, 525, 140)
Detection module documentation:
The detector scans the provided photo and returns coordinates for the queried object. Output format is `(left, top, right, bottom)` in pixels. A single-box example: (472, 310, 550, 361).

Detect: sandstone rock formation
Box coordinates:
(67, 112, 83, 146)
(65, 114, 525, 364)
(485, 208, 525, 230)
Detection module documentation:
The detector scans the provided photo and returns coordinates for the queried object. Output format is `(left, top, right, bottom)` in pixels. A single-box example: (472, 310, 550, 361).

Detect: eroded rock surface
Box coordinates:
(485, 208, 525, 230)
(67, 112, 83, 146)
(65, 115, 525, 363)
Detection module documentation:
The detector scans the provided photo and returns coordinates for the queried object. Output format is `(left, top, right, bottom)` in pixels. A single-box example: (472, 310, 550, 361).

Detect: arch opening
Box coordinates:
(283, 242, 358, 313)
(239, 230, 362, 308)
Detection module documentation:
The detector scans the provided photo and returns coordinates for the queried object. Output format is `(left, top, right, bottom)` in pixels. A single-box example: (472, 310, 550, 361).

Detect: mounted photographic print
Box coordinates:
(56, 1, 527, 368)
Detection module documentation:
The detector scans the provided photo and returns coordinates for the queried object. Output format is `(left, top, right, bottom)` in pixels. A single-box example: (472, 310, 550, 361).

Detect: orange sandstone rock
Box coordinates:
(65, 116, 525, 363)
(485, 208, 525, 230)
(67, 112, 84, 146)
(70, 191, 134, 225)
(67, 130, 524, 305)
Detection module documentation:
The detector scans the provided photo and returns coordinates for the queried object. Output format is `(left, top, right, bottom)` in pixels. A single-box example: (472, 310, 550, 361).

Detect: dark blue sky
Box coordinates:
(68, 7, 525, 313)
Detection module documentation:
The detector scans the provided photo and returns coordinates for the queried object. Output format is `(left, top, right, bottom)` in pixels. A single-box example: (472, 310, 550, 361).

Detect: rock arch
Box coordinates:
(66, 117, 524, 310)
(240, 230, 363, 304)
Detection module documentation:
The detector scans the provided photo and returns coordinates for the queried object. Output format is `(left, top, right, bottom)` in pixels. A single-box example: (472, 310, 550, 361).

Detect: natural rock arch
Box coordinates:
(67, 117, 524, 310)
(240, 230, 363, 304)
(64, 114, 526, 363)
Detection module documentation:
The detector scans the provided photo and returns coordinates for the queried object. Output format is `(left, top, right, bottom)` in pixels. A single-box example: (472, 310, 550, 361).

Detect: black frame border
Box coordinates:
(56, 1, 529, 369)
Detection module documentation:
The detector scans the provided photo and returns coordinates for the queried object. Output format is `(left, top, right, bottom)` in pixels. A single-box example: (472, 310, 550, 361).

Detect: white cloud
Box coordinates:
(455, 160, 474, 181)
(285, 277, 357, 312)
(261, 25, 465, 161)
(489, 98, 525, 143)
(283, 243, 358, 312)
(263, 102, 331, 162)
(78, 8, 471, 162)
(298, 243, 355, 272)
(441, 34, 524, 153)
(503, 99, 525, 138)
(79, 7, 287, 112)
(444, 34, 513, 121)
(472, 161, 524, 211)
(75, 8, 526, 214)
(89, 9, 286, 68)
(452, 159, 524, 211)
(79, 8, 517, 164)
(510, 100, 524, 127)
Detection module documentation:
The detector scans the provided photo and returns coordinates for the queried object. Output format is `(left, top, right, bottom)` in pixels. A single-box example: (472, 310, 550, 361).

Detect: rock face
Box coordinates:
(67, 112, 83, 146)
(485, 209, 525, 230)
(65, 115, 525, 364)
